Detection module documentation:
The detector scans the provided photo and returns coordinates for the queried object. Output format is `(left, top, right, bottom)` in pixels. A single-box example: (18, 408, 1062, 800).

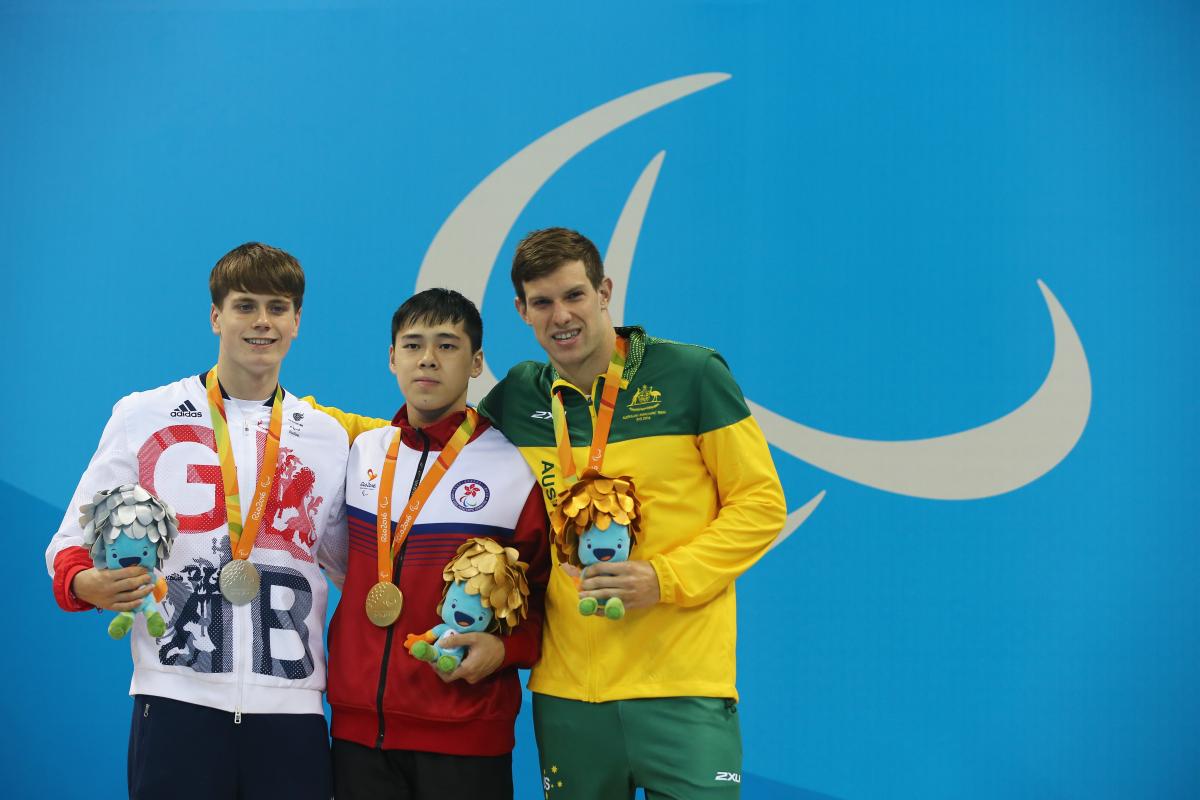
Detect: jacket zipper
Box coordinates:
(561, 381, 602, 701)
(234, 407, 255, 724)
(374, 428, 430, 748)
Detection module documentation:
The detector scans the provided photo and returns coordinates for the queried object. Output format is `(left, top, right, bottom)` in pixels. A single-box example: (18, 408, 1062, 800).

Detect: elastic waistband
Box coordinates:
(132, 669, 324, 715)
(332, 705, 516, 757)
(527, 676, 740, 704)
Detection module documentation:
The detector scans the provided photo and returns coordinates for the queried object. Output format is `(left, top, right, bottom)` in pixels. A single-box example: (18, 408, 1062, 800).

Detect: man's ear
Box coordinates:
(471, 349, 484, 379)
(388, 344, 397, 375)
(598, 277, 613, 309)
(291, 307, 302, 339)
(210, 304, 221, 335)
(515, 296, 531, 325)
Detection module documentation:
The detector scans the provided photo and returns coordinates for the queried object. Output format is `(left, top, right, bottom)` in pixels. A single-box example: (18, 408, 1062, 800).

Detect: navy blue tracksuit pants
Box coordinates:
(127, 694, 331, 800)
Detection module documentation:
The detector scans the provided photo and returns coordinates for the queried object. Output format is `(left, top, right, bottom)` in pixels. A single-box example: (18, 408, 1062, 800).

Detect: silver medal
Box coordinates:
(219, 559, 261, 605)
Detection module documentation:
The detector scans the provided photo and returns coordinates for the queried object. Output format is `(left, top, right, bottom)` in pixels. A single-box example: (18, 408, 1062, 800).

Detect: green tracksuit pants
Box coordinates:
(533, 693, 743, 799)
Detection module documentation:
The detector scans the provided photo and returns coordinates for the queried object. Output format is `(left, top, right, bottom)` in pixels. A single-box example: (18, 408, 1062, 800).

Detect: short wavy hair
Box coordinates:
(209, 242, 305, 311)
(511, 227, 604, 303)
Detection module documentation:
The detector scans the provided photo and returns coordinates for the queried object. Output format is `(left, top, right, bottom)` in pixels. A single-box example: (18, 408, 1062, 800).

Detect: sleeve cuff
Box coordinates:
(499, 627, 537, 670)
(52, 546, 96, 612)
(650, 553, 677, 605)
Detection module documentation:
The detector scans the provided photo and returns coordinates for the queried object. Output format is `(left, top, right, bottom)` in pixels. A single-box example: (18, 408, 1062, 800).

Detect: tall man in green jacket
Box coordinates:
(478, 227, 787, 799)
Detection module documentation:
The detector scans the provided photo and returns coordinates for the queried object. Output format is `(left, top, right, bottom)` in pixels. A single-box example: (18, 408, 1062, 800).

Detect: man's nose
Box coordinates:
(552, 302, 572, 325)
(419, 345, 438, 367)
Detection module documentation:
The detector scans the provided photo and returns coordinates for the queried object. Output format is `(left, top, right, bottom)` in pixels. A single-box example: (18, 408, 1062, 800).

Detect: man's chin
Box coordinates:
(226, 352, 286, 375)
(406, 402, 459, 427)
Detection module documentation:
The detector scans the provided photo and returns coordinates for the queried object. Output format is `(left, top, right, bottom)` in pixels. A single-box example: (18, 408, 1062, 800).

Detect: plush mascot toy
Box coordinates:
(79, 484, 179, 639)
(404, 538, 531, 674)
(550, 472, 642, 620)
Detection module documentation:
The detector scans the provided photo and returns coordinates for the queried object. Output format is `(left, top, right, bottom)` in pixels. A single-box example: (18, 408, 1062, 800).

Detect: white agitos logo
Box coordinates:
(415, 73, 1092, 546)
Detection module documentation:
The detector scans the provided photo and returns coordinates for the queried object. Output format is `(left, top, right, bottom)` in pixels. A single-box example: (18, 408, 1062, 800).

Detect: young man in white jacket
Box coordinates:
(45, 243, 348, 799)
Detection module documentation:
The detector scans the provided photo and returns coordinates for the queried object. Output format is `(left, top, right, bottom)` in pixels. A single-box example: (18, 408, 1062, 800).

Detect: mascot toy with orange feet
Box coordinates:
(404, 538, 531, 673)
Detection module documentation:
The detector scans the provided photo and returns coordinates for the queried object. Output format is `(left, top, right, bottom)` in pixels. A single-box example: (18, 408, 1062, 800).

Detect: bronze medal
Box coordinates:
(219, 559, 260, 605)
(365, 581, 403, 627)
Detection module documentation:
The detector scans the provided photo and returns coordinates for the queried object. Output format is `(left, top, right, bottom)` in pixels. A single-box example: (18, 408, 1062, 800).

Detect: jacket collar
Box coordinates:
(390, 405, 489, 450)
(196, 371, 284, 404)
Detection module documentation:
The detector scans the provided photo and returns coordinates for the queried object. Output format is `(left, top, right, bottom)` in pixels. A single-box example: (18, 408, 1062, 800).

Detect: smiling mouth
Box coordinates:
(552, 330, 580, 342)
(594, 548, 615, 561)
(454, 611, 475, 627)
(119, 557, 141, 568)
(245, 338, 276, 346)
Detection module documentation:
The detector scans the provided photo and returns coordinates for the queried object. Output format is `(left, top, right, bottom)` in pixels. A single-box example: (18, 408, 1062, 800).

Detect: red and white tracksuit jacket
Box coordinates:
(325, 406, 550, 756)
(46, 373, 349, 716)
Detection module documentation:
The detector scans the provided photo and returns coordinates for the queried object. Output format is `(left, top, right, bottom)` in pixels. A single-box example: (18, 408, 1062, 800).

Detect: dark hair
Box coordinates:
(390, 288, 483, 352)
(209, 242, 305, 310)
(510, 227, 604, 302)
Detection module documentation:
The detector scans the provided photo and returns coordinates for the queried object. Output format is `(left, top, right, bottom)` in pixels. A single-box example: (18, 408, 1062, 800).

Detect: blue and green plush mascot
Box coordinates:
(404, 537, 531, 673)
(79, 484, 179, 639)
(551, 472, 643, 620)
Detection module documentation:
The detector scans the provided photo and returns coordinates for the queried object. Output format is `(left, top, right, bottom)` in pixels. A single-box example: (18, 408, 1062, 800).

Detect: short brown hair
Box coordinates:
(510, 227, 604, 302)
(209, 242, 305, 311)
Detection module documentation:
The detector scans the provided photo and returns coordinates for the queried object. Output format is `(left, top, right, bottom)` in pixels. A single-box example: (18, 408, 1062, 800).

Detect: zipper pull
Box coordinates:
(143, 702, 150, 718)
(234, 709, 242, 725)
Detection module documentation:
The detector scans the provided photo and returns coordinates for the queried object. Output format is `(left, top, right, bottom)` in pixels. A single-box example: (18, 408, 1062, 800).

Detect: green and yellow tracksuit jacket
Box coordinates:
(478, 326, 786, 703)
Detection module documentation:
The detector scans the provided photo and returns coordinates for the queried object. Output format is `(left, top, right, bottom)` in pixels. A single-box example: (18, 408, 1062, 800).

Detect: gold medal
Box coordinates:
(219, 559, 261, 605)
(368, 411, 476, 628)
(365, 581, 403, 627)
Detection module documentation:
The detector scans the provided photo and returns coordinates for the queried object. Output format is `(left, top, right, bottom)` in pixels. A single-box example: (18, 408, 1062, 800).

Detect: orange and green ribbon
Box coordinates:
(549, 335, 627, 495)
(205, 368, 284, 562)
(376, 408, 478, 584)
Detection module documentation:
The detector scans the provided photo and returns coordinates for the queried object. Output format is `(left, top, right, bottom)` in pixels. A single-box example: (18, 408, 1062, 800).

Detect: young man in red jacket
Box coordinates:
(321, 288, 550, 800)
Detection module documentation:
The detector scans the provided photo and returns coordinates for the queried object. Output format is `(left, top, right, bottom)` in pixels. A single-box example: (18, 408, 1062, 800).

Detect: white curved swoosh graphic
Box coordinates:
(415, 72, 730, 400)
(748, 280, 1092, 500)
(769, 491, 826, 549)
(413, 72, 823, 548)
(414, 72, 1091, 554)
(603, 151, 666, 326)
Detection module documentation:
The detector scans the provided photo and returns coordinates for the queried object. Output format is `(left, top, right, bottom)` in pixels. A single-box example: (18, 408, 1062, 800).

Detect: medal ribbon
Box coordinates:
(549, 336, 627, 494)
(205, 368, 284, 562)
(375, 408, 479, 584)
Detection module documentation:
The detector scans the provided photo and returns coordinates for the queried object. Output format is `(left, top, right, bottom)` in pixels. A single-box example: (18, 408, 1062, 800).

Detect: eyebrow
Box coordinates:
(528, 283, 588, 302)
(399, 331, 464, 341)
(230, 295, 291, 305)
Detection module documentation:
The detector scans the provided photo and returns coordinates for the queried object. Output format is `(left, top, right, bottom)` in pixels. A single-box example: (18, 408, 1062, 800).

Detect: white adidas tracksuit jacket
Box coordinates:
(45, 373, 348, 716)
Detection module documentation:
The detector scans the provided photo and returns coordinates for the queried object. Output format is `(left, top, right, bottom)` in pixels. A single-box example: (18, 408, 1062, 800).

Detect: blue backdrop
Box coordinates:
(3, 1, 1197, 798)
